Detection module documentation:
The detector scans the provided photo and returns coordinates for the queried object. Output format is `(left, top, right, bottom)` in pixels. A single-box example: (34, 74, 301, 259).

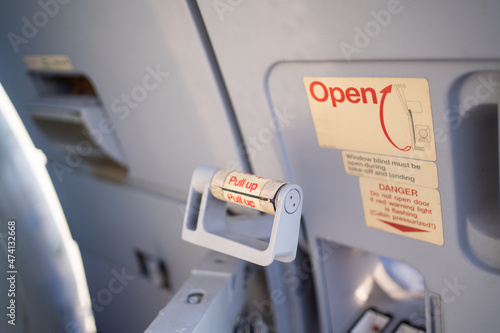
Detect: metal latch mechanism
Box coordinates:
(182, 166, 303, 266)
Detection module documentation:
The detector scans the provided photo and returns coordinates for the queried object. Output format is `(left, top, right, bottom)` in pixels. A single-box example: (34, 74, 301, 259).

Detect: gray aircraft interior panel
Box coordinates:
(46, 170, 210, 293)
(0, 0, 248, 331)
(80, 249, 172, 333)
(0, 0, 499, 332)
(0, 0, 247, 197)
(195, 1, 500, 332)
(196, 0, 500, 181)
(268, 61, 500, 332)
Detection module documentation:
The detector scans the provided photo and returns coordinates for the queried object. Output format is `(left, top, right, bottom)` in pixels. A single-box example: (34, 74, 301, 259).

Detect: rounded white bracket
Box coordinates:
(182, 166, 303, 266)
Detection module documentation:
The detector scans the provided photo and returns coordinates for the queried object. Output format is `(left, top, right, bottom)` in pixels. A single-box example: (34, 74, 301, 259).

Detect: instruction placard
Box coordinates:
(343, 151, 438, 188)
(222, 171, 271, 196)
(359, 177, 443, 245)
(304, 77, 436, 161)
(222, 190, 263, 211)
(24, 54, 73, 71)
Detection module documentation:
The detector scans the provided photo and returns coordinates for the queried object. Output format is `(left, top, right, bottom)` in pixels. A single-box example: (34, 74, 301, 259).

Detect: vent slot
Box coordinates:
(28, 73, 127, 182)
(31, 73, 97, 96)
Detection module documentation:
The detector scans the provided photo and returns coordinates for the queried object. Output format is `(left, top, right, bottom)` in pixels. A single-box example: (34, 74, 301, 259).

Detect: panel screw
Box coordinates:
(284, 189, 300, 214)
(186, 292, 204, 304)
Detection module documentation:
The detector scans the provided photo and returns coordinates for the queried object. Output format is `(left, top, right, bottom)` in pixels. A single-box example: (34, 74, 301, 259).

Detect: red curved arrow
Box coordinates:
(379, 85, 411, 152)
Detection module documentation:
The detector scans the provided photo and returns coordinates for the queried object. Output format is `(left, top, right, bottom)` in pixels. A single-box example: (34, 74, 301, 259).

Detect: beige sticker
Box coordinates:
(24, 55, 73, 71)
(223, 171, 271, 197)
(343, 151, 438, 188)
(304, 77, 436, 161)
(359, 177, 443, 245)
(222, 190, 263, 211)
